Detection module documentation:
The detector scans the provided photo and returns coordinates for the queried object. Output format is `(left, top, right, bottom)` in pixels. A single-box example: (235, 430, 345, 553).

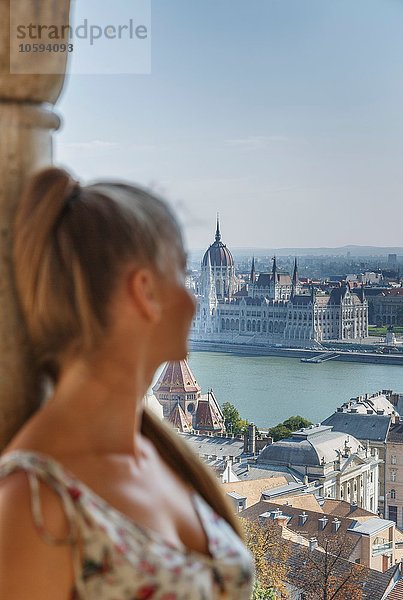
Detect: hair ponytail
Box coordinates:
(142, 408, 244, 537)
(13, 167, 104, 378)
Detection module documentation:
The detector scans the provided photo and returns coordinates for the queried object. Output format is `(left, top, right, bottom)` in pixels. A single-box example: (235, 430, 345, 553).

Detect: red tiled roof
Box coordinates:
(387, 578, 403, 599)
(152, 360, 201, 394)
(195, 397, 224, 431)
(322, 499, 374, 519)
(255, 273, 292, 287)
(168, 403, 192, 433)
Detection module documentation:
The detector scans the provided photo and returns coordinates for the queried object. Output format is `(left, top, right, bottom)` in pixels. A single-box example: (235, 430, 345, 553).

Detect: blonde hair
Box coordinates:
(13, 167, 242, 537)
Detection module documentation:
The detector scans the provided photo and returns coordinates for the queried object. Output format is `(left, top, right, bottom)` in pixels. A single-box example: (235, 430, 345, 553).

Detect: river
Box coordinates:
(181, 351, 403, 428)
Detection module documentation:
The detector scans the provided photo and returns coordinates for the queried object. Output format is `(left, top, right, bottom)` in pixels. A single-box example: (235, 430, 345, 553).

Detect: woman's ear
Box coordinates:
(127, 267, 162, 323)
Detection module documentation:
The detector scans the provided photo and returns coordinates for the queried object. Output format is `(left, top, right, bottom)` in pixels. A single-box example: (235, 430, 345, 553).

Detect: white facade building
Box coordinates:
(190, 219, 369, 346)
(257, 425, 380, 513)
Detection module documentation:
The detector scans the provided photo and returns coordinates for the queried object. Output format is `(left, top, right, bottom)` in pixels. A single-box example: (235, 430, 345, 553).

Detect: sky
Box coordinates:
(55, 0, 403, 252)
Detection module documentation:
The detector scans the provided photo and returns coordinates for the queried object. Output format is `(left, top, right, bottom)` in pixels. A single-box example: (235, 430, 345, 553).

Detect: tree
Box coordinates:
(240, 517, 289, 599)
(252, 582, 276, 599)
(268, 425, 292, 442)
(292, 535, 364, 600)
(222, 402, 249, 435)
(282, 416, 312, 431)
(268, 415, 313, 442)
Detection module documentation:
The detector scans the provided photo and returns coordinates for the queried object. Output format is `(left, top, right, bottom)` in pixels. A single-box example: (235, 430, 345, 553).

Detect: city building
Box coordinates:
(322, 390, 403, 517)
(190, 218, 369, 346)
(199, 215, 238, 300)
(370, 289, 403, 326)
(347, 271, 384, 285)
(286, 541, 402, 599)
(386, 421, 403, 530)
(152, 359, 226, 434)
(256, 425, 380, 513)
(241, 499, 396, 572)
(223, 476, 290, 511)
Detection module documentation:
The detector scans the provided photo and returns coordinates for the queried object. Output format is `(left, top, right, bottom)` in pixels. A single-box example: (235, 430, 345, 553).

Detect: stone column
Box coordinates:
(0, 0, 71, 449)
(342, 481, 347, 502)
(362, 471, 367, 510)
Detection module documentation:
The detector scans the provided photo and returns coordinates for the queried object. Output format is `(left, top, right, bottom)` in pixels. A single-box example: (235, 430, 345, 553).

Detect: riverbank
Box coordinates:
(187, 351, 403, 427)
(188, 340, 403, 366)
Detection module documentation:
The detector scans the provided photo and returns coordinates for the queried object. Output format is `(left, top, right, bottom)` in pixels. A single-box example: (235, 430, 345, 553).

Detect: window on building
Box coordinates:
(391, 489, 396, 500)
(391, 455, 397, 465)
(389, 505, 398, 525)
(391, 470, 397, 483)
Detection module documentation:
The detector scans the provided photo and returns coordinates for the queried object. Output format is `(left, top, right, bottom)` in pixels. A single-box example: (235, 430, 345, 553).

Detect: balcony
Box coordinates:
(372, 541, 393, 556)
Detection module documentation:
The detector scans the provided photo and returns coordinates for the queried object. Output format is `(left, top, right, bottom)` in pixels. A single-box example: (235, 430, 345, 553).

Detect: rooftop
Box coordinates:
(180, 433, 244, 458)
(270, 493, 324, 513)
(222, 476, 288, 506)
(240, 500, 353, 541)
(349, 517, 395, 536)
(261, 481, 307, 500)
(286, 541, 399, 600)
(257, 425, 361, 468)
(379, 289, 403, 297)
(335, 392, 398, 416)
(322, 412, 392, 443)
(152, 359, 201, 394)
(255, 272, 292, 287)
(202, 218, 234, 268)
(231, 463, 301, 483)
(387, 422, 403, 444)
(322, 499, 374, 519)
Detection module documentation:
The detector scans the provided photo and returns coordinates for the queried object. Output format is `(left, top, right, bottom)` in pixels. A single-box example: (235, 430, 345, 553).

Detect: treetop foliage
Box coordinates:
(269, 415, 312, 442)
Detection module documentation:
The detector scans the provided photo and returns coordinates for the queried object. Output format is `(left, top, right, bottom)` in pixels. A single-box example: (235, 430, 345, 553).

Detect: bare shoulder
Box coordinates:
(0, 470, 75, 600)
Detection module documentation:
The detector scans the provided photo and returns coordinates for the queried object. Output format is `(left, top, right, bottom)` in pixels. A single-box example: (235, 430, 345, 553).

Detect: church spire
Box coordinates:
(215, 213, 221, 242)
(271, 255, 277, 282)
(292, 257, 298, 285)
(291, 257, 299, 297)
(250, 256, 256, 283)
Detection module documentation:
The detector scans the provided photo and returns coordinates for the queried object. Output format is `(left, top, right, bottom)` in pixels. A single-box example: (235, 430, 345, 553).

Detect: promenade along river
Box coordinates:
(183, 351, 403, 428)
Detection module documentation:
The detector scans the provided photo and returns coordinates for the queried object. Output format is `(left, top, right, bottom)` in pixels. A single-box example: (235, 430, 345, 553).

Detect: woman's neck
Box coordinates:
(24, 350, 157, 459)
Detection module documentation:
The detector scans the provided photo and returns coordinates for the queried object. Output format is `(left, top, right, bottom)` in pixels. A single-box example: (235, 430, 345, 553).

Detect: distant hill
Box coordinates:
(190, 245, 403, 260)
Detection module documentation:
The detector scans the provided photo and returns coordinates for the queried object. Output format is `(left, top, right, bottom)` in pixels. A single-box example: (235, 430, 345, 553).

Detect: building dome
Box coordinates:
(202, 216, 234, 268)
(257, 425, 361, 468)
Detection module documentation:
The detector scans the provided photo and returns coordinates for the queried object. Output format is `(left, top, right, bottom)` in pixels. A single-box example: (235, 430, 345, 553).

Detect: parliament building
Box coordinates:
(189, 218, 368, 346)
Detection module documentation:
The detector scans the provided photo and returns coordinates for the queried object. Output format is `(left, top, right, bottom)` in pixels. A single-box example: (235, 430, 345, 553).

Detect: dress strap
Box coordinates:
(0, 450, 88, 599)
(27, 469, 78, 545)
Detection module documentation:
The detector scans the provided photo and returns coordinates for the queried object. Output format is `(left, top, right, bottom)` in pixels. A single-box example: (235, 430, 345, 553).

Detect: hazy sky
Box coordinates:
(56, 0, 403, 251)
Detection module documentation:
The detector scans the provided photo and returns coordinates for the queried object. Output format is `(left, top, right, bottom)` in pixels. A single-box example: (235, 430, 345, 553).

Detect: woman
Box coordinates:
(0, 168, 254, 599)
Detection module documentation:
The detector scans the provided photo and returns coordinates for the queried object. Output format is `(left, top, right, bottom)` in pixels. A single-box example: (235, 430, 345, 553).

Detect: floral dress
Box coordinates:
(0, 450, 254, 599)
